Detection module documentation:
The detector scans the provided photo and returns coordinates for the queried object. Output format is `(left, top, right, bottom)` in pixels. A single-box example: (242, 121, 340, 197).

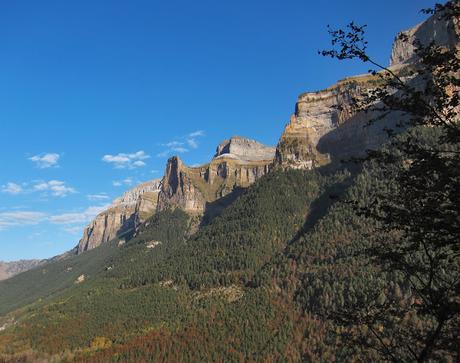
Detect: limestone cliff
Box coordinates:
(0, 260, 44, 281)
(76, 137, 275, 253)
(275, 73, 390, 169)
(77, 179, 161, 253)
(76, 9, 459, 253)
(215, 136, 276, 161)
(390, 8, 459, 67)
(157, 136, 275, 213)
(276, 9, 459, 170)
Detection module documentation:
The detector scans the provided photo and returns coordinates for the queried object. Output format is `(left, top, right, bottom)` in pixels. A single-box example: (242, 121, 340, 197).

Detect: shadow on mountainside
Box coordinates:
(200, 187, 246, 227)
(316, 108, 398, 166)
(288, 165, 355, 246)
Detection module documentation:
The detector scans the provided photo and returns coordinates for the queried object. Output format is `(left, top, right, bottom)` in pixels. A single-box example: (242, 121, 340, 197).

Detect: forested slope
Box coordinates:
(0, 168, 351, 362)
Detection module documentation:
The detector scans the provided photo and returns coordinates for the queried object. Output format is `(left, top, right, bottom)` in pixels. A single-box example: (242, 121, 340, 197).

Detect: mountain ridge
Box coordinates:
(0, 6, 458, 361)
(63, 8, 460, 256)
(0, 260, 44, 281)
(75, 136, 276, 253)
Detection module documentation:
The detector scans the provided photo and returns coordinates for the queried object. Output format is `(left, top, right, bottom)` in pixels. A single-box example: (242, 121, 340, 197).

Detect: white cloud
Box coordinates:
(0, 204, 109, 231)
(156, 147, 189, 157)
(187, 138, 198, 149)
(156, 147, 188, 158)
(87, 193, 109, 201)
(157, 130, 205, 158)
(102, 151, 150, 169)
(62, 226, 84, 234)
(29, 153, 60, 168)
(0, 211, 47, 230)
(164, 141, 184, 148)
(1, 182, 23, 195)
(186, 130, 204, 149)
(49, 205, 110, 225)
(132, 160, 146, 167)
(156, 151, 169, 158)
(33, 180, 76, 197)
(171, 146, 188, 153)
(189, 130, 205, 138)
(113, 178, 133, 187)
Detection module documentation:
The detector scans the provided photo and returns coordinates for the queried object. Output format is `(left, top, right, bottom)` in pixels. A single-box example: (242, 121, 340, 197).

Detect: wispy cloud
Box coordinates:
(102, 151, 150, 169)
(0, 211, 47, 230)
(33, 180, 76, 197)
(157, 130, 205, 158)
(1, 182, 23, 195)
(172, 146, 188, 153)
(87, 193, 110, 201)
(1, 180, 76, 198)
(186, 130, 205, 150)
(29, 153, 60, 168)
(165, 141, 184, 148)
(189, 130, 205, 138)
(156, 151, 169, 158)
(62, 226, 84, 234)
(49, 205, 109, 225)
(113, 178, 133, 187)
(187, 138, 198, 149)
(0, 204, 109, 232)
(159, 141, 189, 154)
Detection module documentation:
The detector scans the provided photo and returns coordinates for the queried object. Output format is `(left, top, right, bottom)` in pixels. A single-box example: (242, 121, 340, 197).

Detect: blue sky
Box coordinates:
(0, 0, 437, 261)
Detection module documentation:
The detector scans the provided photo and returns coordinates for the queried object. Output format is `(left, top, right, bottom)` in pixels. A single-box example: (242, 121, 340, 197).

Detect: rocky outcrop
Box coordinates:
(390, 8, 459, 67)
(77, 179, 161, 253)
(276, 9, 459, 170)
(157, 156, 206, 213)
(0, 260, 44, 281)
(75, 9, 460, 253)
(157, 136, 275, 213)
(275, 74, 389, 169)
(134, 190, 161, 227)
(215, 136, 276, 161)
(77, 137, 274, 252)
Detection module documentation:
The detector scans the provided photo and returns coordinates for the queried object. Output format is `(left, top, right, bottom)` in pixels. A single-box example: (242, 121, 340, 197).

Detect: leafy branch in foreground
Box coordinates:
(321, 1, 459, 361)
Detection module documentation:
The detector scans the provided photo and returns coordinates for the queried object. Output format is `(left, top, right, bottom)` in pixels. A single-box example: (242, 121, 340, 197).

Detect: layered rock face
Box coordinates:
(276, 10, 459, 170)
(275, 74, 388, 169)
(77, 179, 161, 253)
(0, 260, 44, 281)
(390, 9, 459, 67)
(76, 137, 275, 252)
(157, 136, 275, 213)
(157, 156, 206, 213)
(75, 10, 459, 254)
(215, 136, 276, 161)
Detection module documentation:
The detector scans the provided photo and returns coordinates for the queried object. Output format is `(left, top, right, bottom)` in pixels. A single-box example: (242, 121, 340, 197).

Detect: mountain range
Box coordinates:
(65, 8, 460, 257)
(0, 7, 458, 362)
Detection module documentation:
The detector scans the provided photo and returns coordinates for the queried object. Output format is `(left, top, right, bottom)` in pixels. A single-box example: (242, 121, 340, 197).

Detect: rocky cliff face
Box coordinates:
(275, 74, 389, 169)
(390, 9, 459, 67)
(157, 136, 275, 213)
(0, 260, 44, 281)
(75, 9, 459, 254)
(276, 10, 459, 170)
(157, 156, 206, 213)
(77, 179, 161, 253)
(77, 137, 275, 252)
(215, 136, 276, 161)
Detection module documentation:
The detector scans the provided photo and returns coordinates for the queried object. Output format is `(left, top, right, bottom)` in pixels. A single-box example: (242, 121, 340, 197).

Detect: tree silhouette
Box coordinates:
(321, 2, 460, 361)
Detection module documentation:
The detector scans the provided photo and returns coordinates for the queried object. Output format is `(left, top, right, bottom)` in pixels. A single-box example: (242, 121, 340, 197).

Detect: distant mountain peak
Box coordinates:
(0, 259, 44, 281)
(214, 136, 276, 162)
(111, 179, 162, 207)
